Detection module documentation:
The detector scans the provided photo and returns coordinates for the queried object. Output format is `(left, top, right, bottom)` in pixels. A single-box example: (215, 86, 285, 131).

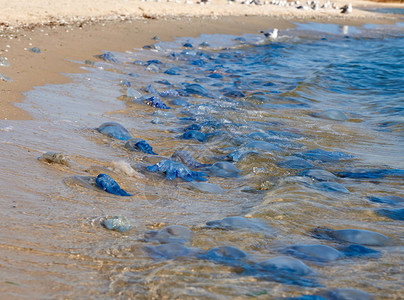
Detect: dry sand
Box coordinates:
(0, 0, 402, 120)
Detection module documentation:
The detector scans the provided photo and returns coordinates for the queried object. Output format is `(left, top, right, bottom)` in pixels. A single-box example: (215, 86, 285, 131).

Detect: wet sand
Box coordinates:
(0, 0, 403, 120)
(0, 1, 403, 298)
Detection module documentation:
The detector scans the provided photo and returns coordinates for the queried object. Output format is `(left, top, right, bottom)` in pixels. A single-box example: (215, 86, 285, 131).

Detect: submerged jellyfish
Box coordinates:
(316, 288, 374, 300)
(94, 51, 118, 63)
(198, 246, 248, 266)
(146, 159, 208, 182)
(257, 256, 315, 276)
(144, 225, 192, 244)
(227, 149, 259, 162)
(171, 98, 190, 107)
(311, 227, 390, 246)
(205, 216, 275, 234)
(314, 109, 348, 121)
(336, 168, 404, 179)
(292, 288, 373, 300)
(171, 150, 211, 168)
(283, 244, 343, 262)
(208, 162, 240, 178)
(376, 208, 404, 221)
(181, 130, 208, 142)
(244, 256, 319, 287)
(301, 169, 338, 182)
(97, 122, 132, 141)
(164, 67, 182, 75)
(144, 243, 200, 260)
(245, 141, 281, 152)
(299, 149, 353, 163)
(184, 83, 211, 98)
(143, 96, 171, 109)
(278, 156, 314, 170)
(367, 195, 404, 206)
(125, 138, 157, 155)
(312, 181, 350, 194)
(338, 244, 381, 258)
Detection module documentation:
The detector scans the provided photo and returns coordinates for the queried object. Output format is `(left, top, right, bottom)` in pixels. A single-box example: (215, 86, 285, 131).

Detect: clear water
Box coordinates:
(1, 22, 404, 299)
(360, 7, 404, 15)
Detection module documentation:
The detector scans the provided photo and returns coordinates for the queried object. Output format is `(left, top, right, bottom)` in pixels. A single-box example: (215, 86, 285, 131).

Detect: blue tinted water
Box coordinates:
(3, 22, 404, 298)
(361, 7, 404, 15)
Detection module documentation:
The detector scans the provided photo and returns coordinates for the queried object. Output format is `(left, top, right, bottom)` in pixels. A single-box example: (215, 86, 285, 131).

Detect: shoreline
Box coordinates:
(0, 3, 403, 299)
(0, 1, 403, 121)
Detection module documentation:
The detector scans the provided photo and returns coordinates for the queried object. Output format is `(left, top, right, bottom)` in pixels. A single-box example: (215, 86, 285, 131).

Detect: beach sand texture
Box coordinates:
(0, 0, 399, 26)
(1, 0, 402, 120)
(0, 1, 403, 299)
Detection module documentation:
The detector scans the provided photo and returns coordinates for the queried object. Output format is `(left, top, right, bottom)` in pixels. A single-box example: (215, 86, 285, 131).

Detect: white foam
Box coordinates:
(0, 126, 14, 132)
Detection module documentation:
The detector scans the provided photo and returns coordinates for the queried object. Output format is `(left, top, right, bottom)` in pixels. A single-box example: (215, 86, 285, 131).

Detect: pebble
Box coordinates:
(101, 216, 131, 232)
(0, 57, 9, 67)
(29, 47, 41, 53)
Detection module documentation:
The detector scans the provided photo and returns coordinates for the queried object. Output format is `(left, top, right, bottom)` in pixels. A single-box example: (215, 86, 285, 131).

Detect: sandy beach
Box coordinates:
(0, 0, 402, 120)
(1, 1, 404, 298)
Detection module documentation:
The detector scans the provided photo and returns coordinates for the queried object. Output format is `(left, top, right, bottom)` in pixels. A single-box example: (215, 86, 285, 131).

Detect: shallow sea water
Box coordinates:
(1, 22, 404, 299)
